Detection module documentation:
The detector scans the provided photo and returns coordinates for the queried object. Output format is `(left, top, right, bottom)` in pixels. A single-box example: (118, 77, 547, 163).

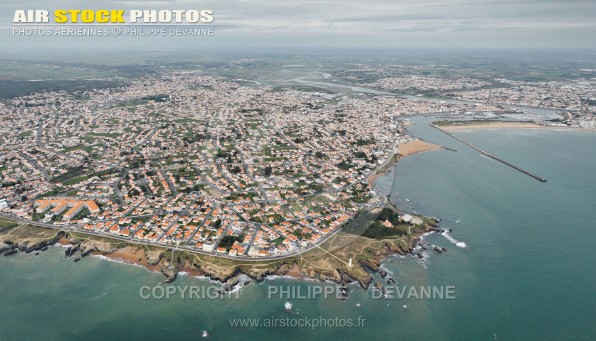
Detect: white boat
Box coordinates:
(202, 331, 208, 338)
(284, 302, 293, 311)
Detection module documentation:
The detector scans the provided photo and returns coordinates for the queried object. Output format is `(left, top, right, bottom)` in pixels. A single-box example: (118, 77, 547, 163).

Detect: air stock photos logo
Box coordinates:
(12, 9, 216, 37)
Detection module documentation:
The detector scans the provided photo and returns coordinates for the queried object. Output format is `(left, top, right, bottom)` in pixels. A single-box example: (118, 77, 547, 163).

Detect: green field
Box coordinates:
(0, 218, 19, 231)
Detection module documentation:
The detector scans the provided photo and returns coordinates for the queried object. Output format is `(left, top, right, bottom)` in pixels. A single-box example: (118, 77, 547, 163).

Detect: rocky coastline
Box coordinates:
(0, 212, 448, 296)
(0, 138, 449, 295)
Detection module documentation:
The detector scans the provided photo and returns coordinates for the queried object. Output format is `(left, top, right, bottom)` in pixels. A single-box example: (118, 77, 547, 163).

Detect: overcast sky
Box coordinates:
(2, 0, 595, 50)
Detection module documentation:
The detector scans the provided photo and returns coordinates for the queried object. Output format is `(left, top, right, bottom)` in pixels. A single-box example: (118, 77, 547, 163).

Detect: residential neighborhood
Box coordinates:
(0, 71, 410, 258)
(1, 69, 593, 258)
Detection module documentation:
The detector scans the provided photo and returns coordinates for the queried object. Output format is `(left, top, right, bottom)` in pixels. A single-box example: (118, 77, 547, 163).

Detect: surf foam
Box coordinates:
(441, 231, 467, 248)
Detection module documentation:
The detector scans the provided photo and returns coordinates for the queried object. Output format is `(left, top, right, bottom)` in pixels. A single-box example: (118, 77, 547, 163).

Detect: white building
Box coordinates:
(400, 214, 423, 225)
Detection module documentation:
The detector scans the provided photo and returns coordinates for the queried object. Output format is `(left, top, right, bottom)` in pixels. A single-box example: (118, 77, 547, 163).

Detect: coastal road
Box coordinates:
(0, 129, 407, 262)
(0, 211, 345, 262)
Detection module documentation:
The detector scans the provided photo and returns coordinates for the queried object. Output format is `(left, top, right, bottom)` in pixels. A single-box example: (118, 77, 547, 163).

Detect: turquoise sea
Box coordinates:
(1, 118, 595, 340)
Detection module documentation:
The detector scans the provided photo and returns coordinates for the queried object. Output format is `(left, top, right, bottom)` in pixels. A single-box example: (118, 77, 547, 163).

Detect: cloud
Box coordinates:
(1, 0, 595, 48)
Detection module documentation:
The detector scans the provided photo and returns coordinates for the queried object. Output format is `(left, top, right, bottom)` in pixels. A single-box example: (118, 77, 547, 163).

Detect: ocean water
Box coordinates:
(1, 119, 595, 340)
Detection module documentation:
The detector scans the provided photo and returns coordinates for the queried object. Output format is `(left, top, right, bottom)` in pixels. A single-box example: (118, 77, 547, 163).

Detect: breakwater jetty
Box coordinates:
(430, 123, 547, 183)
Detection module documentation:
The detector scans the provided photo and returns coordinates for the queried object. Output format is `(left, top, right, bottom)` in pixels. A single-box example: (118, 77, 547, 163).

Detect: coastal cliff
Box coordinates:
(1, 205, 443, 291)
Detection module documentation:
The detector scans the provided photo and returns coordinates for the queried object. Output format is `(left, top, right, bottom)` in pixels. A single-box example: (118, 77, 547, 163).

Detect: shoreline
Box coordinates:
(397, 139, 444, 155)
(435, 120, 596, 132)
(1, 209, 445, 293)
(0, 140, 447, 292)
(438, 121, 544, 131)
(367, 138, 443, 187)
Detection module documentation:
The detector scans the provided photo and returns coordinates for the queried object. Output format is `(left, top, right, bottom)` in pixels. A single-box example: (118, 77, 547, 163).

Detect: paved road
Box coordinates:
(112, 169, 128, 206)
(1, 123, 402, 262)
(0, 207, 355, 261)
(159, 165, 178, 196)
(19, 152, 51, 181)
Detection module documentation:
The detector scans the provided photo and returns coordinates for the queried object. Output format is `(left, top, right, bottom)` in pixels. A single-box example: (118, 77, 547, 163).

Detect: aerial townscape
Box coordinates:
(1, 64, 595, 263)
(1, 71, 427, 261)
(2, 0, 596, 338)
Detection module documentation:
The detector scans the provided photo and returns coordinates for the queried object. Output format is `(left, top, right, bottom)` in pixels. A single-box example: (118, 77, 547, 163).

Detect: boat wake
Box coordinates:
(441, 231, 467, 248)
(89, 291, 110, 300)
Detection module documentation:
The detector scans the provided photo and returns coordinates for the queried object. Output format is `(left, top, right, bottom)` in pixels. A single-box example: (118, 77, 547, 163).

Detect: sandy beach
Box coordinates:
(397, 139, 444, 156)
(97, 246, 151, 267)
(367, 139, 443, 187)
(93, 246, 206, 276)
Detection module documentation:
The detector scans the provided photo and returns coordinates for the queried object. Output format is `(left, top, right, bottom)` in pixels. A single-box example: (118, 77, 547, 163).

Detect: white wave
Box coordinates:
(264, 275, 283, 281)
(441, 231, 467, 248)
(183, 274, 250, 293)
(419, 231, 436, 242)
(264, 275, 319, 283)
(227, 279, 249, 294)
(378, 265, 396, 278)
(175, 272, 220, 284)
(90, 254, 150, 271)
(418, 253, 429, 269)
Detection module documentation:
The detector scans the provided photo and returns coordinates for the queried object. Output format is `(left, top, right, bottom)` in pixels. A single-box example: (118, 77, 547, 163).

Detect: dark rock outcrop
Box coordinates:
(222, 276, 242, 292)
(338, 285, 349, 300)
(433, 245, 447, 253)
(359, 258, 380, 272)
(81, 248, 93, 257)
(3, 248, 18, 256)
(0, 243, 12, 253)
(1, 231, 65, 256)
(64, 242, 81, 258)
